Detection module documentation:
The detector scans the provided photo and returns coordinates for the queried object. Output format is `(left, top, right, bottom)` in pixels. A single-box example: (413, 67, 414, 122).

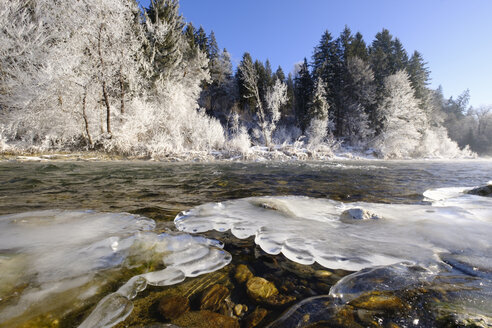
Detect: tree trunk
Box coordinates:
(119, 65, 125, 115)
(82, 88, 92, 147)
(102, 82, 111, 134)
(98, 24, 111, 135)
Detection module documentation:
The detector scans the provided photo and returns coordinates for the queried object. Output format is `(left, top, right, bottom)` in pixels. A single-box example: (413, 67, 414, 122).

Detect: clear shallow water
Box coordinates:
(0, 159, 491, 327)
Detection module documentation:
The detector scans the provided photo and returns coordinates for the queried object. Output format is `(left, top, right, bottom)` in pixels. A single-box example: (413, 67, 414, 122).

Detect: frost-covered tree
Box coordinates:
(0, 0, 143, 146)
(264, 78, 288, 146)
(238, 54, 268, 145)
(373, 70, 426, 158)
(0, 0, 226, 157)
(306, 77, 331, 147)
(239, 58, 287, 147)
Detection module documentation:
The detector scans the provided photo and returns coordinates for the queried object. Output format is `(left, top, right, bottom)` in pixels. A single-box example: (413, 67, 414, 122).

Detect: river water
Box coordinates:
(1, 159, 491, 216)
(0, 159, 491, 327)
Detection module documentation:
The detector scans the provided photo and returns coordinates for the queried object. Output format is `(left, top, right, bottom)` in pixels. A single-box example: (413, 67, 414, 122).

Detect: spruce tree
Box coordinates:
(312, 30, 340, 134)
(344, 57, 376, 143)
(294, 58, 313, 132)
(144, 0, 184, 84)
(194, 26, 208, 52)
(264, 59, 274, 88)
(184, 23, 196, 48)
(391, 38, 408, 71)
(407, 50, 430, 101)
(285, 73, 295, 121)
(236, 52, 255, 112)
(275, 66, 285, 82)
(349, 32, 368, 61)
(207, 31, 219, 60)
(369, 28, 394, 90)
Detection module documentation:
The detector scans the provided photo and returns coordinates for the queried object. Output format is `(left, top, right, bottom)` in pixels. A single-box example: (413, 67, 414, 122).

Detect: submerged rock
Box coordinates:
(261, 293, 297, 308)
(266, 295, 335, 328)
(243, 307, 268, 328)
(246, 277, 279, 302)
(172, 310, 239, 328)
(329, 262, 436, 304)
(348, 291, 407, 312)
(234, 264, 254, 284)
(114, 267, 233, 327)
(158, 295, 190, 320)
(200, 284, 230, 312)
(233, 304, 247, 317)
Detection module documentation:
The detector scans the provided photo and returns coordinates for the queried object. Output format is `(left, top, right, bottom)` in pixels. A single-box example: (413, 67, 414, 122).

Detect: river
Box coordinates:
(0, 159, 491, 327)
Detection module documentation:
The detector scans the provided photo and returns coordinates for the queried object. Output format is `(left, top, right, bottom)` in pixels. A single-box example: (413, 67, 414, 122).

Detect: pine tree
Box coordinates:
(331, 27, 358, 137)
(145, 0, 184, 85)
(391, 38, 408, 71)
(407, 51, 430, 101)
(344, 57, 376, 144)
(369, 28, 395, 91)
(312, 30, 341, 135)
(184, 23, 196, 48)
(264, 59, 274, 88)
(349, 32, 368, 61)
(274, 66, 286, 82)
(194, 26, 208, 53)
(313, 30, 334, 79)
(284, 73, 295, 121)
(236, 52, 255, 112)
(254, 59, 268, 104)
(294, 58, 313, 132)
(207, 31, 219, 60)
(202, 47, 237, 121)
(337, 26, 355, 63)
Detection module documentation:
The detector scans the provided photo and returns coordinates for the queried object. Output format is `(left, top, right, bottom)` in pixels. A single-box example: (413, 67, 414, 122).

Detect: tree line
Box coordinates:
(0, 0, 488, 158)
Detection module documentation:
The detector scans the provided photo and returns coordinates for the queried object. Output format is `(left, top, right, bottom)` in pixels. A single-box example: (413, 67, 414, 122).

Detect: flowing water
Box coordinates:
(0, 159, 491, 327)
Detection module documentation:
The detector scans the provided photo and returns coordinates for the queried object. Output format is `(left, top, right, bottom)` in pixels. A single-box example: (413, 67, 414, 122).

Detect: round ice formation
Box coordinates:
(175, 189, 492, 272)
(0, 210, 231, 328)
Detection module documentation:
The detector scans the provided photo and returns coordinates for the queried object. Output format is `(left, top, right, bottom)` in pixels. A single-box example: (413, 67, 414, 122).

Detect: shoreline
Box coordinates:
(0, 149, 487, 163)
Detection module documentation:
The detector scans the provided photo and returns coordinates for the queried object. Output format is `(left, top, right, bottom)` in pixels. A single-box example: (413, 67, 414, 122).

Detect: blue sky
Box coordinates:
(138, 0, 492, 107)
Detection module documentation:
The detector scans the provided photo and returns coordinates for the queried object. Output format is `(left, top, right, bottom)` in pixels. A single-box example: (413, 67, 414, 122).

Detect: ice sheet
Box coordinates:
(175, 188, 492, 272)
(0, 210, 231, 327)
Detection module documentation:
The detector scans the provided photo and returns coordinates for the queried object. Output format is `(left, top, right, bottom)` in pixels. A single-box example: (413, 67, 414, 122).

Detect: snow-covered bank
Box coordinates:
(0, 142, 481, 163)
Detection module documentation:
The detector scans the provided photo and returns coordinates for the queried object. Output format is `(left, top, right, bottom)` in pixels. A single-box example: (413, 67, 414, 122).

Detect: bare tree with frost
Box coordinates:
(264, 78, 288, 147)
(239, 60, 287, 147)
(239, 56, 269, 146)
